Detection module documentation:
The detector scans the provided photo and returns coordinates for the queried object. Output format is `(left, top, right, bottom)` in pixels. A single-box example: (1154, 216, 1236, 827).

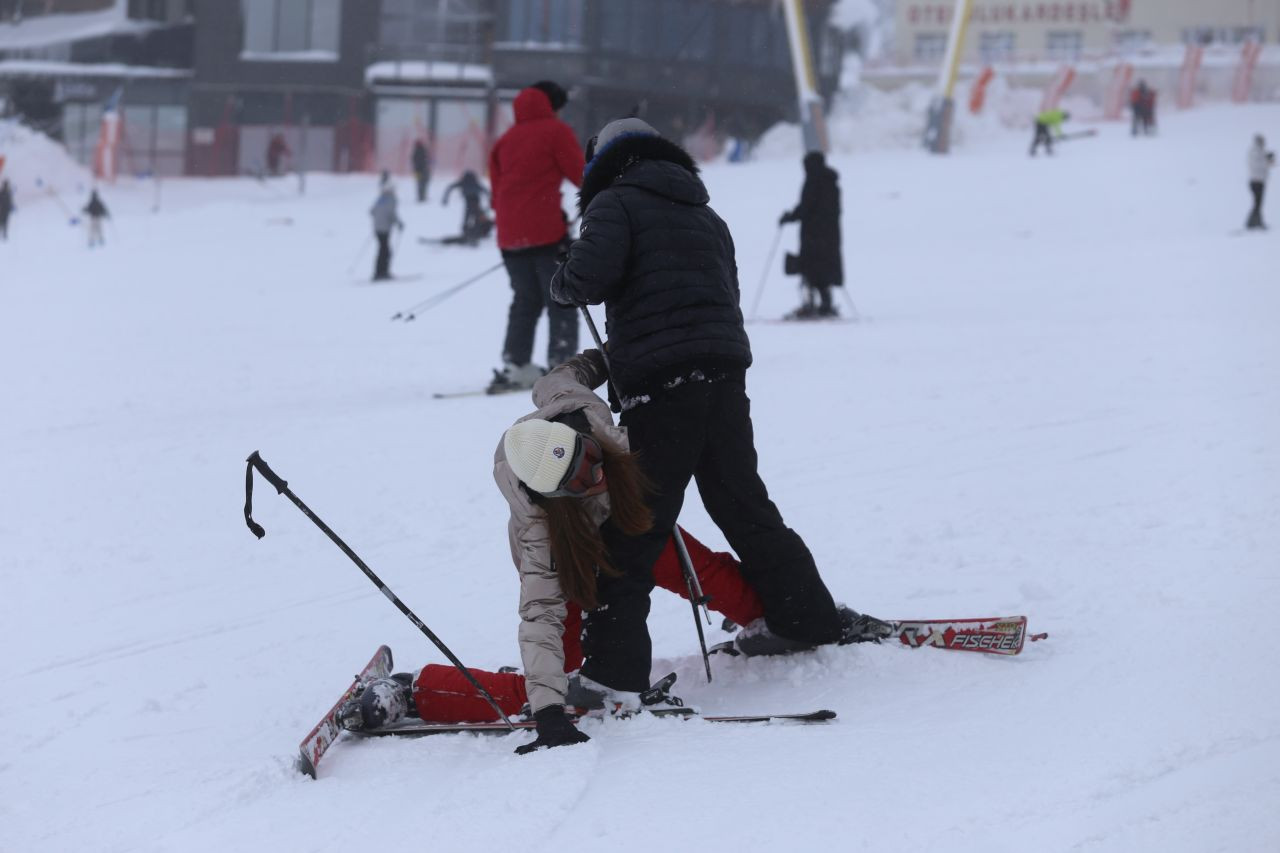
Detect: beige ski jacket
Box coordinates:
(492, 351, 627, 712)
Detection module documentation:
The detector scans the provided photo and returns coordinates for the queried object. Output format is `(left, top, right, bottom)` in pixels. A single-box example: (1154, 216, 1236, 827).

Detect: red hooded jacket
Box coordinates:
(488, 87, 584, 250)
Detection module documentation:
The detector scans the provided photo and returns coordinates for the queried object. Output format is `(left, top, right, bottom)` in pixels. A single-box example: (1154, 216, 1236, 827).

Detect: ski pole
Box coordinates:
(749, 225, 784, 322)
(838, 286, 862, 322)
(578, 306, 715, 684)
(391, 260, 503, 321)
(345, 235, 373, 275)
(243, 451, 516, 730)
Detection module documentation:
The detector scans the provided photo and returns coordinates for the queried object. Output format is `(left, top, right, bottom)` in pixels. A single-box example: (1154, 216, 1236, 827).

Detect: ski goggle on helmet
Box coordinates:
(545, 432, 605, 497)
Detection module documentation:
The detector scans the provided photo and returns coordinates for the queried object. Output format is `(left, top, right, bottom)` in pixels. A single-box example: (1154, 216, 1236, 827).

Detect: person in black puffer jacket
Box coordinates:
(550, 119, 852, 697)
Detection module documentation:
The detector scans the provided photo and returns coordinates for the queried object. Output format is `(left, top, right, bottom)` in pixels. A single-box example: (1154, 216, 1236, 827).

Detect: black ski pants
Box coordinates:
(373, 230, 392, 280)
(579, 376, 842, 693)
(1030, 122, 1054, 156)
(1247, 181, 1266, 229)
(415, 170, 429, 202)
(501, 245, 577, 368)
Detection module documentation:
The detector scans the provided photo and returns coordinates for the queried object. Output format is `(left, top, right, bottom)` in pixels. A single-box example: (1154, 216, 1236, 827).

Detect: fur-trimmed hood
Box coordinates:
(578, 133, 708, 215)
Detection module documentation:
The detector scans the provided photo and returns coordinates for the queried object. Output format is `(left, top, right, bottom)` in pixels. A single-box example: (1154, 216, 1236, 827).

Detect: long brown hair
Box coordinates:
(542, 434, 653, 609)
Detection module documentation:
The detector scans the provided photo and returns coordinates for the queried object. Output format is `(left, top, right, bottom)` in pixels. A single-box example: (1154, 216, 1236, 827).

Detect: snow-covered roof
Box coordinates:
(0, 59, 190, 78)
(0, 3, 158, 52)
(365, 60, 493, 85)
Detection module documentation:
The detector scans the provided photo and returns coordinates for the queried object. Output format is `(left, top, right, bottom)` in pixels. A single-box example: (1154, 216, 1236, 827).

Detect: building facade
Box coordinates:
(0, 0, 193, 176)
(186, 0, 379, 176)
(893, 0, 1280, 66)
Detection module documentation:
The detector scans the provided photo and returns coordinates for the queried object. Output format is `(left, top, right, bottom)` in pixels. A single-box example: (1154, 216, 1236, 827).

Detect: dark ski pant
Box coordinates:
(579, 376, 842, 693)
(415, 170, 429, 202)
(501, 246, 577, 368)
(462, 199, 484, 236)
(373, 230, 392, 280)
(0, 215, 7, 240)
(1030, 122, 1054, 156)
(1247, 181, 1266, 229)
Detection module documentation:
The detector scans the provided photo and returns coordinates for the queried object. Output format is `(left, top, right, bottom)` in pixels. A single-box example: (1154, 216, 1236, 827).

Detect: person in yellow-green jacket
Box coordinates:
(1030, 108, 1070, 157)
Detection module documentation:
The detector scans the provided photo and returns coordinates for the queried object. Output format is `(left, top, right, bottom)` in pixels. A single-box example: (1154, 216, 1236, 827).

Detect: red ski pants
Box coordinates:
(412, 528, 763, 722)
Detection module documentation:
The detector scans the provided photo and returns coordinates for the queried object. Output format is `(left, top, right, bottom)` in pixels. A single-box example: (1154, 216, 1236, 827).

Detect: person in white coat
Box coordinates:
(1246, 134, 1275, 230)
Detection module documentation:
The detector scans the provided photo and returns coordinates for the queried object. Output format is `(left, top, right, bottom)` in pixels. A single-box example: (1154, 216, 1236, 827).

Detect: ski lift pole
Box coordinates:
(579, 306, 715, 683)
(243, 451, 516, 730)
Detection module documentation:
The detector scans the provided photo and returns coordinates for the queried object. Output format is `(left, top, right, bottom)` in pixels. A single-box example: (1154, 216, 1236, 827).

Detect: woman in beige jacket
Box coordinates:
(344, 350, 769, 753)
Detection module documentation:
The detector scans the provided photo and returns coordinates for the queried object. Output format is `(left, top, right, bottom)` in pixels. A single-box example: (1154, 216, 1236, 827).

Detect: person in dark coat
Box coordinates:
(441, 170, 491, 243)
(266, 132, 290, 176)
(83, 189, 109, 248)
(549, 118, 887, 704)
(780, 151, 843, 318)
(486, 80, 585, 392)
(1130, 80, 1156, 136)
(411, 139, 431, 202)
(0, 179, 13, 240)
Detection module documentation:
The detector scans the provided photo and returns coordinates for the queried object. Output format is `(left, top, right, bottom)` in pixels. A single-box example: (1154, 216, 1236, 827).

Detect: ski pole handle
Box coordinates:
(244, 451, 288, 539)
(247, 451, 288, 494)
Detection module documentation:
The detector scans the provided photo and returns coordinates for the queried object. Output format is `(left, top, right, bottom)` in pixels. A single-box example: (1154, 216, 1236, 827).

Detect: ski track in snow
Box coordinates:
(3, 102, 1279, 851)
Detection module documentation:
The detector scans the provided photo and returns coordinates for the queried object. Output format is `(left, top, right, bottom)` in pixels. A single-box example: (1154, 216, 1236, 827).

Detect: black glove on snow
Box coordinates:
(514, 704, 590, 755)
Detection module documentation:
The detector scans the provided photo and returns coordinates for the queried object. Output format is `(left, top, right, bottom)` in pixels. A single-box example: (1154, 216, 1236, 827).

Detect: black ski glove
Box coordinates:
(514, 704, 590, 755)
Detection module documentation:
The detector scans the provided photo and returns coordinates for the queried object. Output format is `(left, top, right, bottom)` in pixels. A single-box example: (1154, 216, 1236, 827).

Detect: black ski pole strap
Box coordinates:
(244, 451, 288, 539)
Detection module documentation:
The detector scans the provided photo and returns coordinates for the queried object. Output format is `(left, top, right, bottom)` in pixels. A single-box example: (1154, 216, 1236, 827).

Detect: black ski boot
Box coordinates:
(837, 606, 894, 645)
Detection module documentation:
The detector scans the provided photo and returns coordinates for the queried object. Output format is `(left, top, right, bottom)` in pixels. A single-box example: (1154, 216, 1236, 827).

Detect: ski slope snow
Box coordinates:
(2, 102, 1278, 852)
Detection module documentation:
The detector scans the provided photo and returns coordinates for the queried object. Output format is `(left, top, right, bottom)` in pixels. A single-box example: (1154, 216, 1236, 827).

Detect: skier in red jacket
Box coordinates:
(486, 81, 585, 393)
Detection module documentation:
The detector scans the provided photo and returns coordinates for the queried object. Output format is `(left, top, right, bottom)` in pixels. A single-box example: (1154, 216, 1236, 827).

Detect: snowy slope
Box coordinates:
(2, 103, 1278, 852)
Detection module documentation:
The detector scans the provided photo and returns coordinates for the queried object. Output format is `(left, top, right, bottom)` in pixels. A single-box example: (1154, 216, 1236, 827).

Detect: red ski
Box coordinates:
(297, 645, 393, 779)
(887, 616, 1047, 655)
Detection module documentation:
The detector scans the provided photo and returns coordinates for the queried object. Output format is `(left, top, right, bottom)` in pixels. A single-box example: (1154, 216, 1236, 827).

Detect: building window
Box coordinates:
(241, 0, 340, 58)
(1113, 29, 1152, 55)
(1045, 30, 1083, 61)
(978, 31, 1015, 62)
(914, 32, 947, 63)
(1182, 26, 1264, 46)
(498, 0, 584, 46)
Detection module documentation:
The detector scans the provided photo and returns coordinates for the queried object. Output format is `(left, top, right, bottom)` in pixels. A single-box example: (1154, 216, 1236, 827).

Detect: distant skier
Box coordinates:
(369, 175, 404, 281)
(83, 189, 109, 248)
(1246, 134, 1275, 231)
(486, 80, 585, 393)
(1029, 108, 1070, 156)
(779, 151, 843, 319)
(1129, 80, 1156, 136)
(441, 170, 491, 244)
(0, 178, 13, 240)
(411, 139, 431, 203)
(266, 133, 291, 176)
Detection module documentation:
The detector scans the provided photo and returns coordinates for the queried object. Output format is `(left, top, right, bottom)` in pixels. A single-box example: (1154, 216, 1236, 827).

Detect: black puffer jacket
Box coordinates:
(549, 133, 751, 398)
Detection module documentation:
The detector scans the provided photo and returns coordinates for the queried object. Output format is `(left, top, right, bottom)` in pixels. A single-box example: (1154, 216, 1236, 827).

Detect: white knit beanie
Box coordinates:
(503, 419, 580, 494)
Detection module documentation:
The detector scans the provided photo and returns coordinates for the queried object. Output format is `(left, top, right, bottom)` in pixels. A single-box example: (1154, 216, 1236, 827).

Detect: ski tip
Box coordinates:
(1029, 632, 1049, 642)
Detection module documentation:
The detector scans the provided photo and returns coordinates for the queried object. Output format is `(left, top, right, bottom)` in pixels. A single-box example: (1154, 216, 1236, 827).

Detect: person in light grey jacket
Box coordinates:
(1246, 134, 1275, 230)
(369, 177, 404, 280)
